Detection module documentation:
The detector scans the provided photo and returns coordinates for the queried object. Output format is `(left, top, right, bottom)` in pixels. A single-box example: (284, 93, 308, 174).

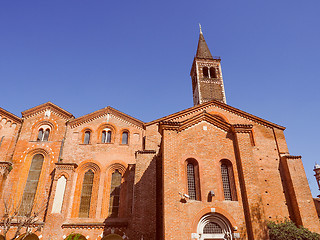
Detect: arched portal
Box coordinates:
(197, 213, 233, 240)
(16, 233, 39, 240)
(102, 234, 123, 240)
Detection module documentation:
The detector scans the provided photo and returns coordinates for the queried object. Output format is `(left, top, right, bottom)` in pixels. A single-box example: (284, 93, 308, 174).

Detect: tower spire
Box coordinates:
(190, 28, 227, 105)
(195, 26, 213, 59)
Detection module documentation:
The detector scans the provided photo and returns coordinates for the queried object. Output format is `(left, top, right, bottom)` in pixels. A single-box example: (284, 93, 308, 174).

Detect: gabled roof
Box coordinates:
(0, 107, 22, 124)
(196, 32, 213, 59)
(159, 111, 231, 132)
(21, 102, 74, 120)
(147, 100, 285, 130)
(69, 106, 144, 129)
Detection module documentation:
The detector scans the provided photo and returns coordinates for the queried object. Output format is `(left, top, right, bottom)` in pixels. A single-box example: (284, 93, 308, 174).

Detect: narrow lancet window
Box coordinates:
(43, 129, 50, 141)
(221, 164, 232, 200)
(84, 131, 91, 144)
(106, 130, 112, 143)
(203, 67, 209, 77)
(210, 67, 217, 78)
(187, 163, 197, 200)
(37, 129, 44, 141)
(20, 154, 44, 215)
(121, 132, 128, 144)
(108, 170, 122, 217)
(79, 170, 94, 218)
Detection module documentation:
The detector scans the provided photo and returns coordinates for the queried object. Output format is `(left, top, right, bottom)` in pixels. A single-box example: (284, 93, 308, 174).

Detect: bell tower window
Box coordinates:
(210, 67, 217, 78)
(203, 67, 209, 77)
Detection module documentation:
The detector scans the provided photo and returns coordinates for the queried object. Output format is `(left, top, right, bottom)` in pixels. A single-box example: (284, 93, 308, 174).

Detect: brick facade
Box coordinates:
(0, 32, 319, 240)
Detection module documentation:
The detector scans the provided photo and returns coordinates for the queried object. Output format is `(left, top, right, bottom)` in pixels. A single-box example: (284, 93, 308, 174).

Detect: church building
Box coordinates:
(0, 30, 319, 240)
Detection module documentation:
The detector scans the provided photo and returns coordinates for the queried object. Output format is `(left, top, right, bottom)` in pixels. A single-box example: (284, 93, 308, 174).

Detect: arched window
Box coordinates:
(186, 159, 201, 200)
(79, 170, 94, 218)
(102, 129, 112, 143)
(203, 67, 209, 77)
(221, 160, 237, 201)
(37, 126, 50, 141)
(108, 170, 122, 217)
(187, 163, 196, 200)
(203, 222, 223, 234)
(43, 129, 50, 141)
(20, 154, 44, 215)
(121, 131, 129, 144)
(210, 67, 217, 78)
(83, 131, 91, 144)
(37, 129, 43, 141)
(52, 175, 67, 213)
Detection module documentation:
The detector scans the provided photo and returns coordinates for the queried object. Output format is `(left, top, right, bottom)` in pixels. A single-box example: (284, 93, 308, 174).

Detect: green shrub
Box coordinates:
(268, 219, 320, 240)
(65, 233, 86, 240)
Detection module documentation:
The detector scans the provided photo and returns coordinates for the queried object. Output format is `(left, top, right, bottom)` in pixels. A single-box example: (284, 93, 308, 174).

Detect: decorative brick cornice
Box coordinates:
(69, 106, 144, 130)
(159, 111, 232, 133)
(55, 162, 78, 171)
(0, 221, 44, 227)
(147, 100, 285, 130)
(231, 124, 253, 133)
(62, 222, 105, 229)
(285, 155, 302, 159)
(21, 102, 74, 120)
(0, 107, 22, 124)
(135, 150, 157, 155)
(61, 219, 129, 229)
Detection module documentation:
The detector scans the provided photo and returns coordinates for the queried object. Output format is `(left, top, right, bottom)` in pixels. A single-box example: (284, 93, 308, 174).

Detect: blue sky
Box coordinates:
(1, 1, 320, 196)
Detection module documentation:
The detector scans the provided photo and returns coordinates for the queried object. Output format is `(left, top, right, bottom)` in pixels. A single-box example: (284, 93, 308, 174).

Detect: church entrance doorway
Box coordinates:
(197, 213, 233, 240)
(102, 234, 123, 240)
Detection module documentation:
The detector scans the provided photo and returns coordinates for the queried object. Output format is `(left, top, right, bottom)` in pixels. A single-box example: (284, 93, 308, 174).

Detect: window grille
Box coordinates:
(121, 132, 128, 144)
(84, 131, 90, 144)
(79, 170, 94, 218)
(187, 163, 196, 200)
(20, 154, 44, 215)
(221, 164, 232, 200)
(203, 222, 223, 234)
(108, 170, 122, 217)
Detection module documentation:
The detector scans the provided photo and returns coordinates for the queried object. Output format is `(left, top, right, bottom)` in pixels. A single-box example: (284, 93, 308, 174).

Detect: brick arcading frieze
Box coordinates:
(22, 102, 74, 120)
(285, 155, 302, 159)
(159, 111, 232, 133)
(69, 106, 144, 130)
(55, 162, 78, 171)
(135, 150, 157, 155)
(0, 107, 22, 124)
(232, 124, 253, 133)
(62, 222, 105, 229)
(147, 100, 285, 130)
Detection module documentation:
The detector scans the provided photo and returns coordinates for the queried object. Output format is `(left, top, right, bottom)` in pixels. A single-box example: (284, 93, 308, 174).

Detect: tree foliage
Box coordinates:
(268, 219, 320, 240)
(65, 233, 86, 240)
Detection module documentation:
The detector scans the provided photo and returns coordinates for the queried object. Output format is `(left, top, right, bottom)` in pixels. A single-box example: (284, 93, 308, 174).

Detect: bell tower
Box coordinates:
(190, 26, 226, 106)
